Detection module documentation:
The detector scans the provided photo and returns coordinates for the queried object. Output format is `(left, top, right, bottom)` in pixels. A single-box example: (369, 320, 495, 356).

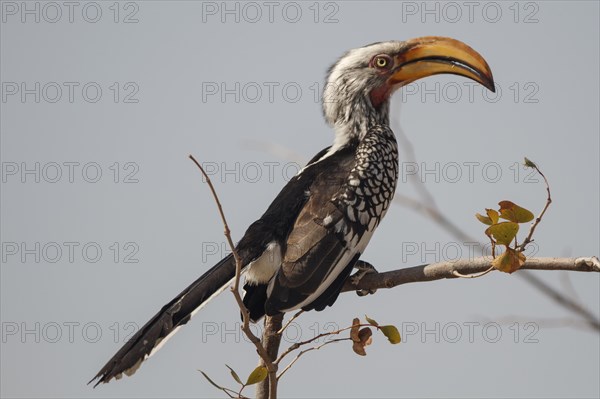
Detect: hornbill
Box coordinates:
(90, 36, 494, 386)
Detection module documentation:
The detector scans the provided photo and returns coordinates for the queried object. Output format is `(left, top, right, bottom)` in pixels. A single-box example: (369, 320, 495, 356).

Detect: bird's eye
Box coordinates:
(373, 55, 391, 69)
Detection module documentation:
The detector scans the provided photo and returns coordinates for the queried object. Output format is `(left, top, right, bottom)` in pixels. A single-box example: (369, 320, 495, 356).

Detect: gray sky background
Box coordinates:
(1, 1, 599, 398)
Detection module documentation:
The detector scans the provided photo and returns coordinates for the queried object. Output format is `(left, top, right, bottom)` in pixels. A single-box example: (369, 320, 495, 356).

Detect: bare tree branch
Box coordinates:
(342, 256, 600, 331)
(343, 257, 600, 292)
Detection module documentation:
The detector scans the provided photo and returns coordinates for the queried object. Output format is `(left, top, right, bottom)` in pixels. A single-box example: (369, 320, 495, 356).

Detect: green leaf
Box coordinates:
(245, 366, 268, 386)
(492, 247, 526, 274)
(524, 157, 537, 168)
(379, 325, 401, 344)
(498, 201, 534, 223)
(365, 315, 379, 327)
(198, 370, 225, 390)
(486, 209, 500, 224)
(475, 213, 493, 225)
(485, 222, 519, 246)
(225, 364, 243, 386)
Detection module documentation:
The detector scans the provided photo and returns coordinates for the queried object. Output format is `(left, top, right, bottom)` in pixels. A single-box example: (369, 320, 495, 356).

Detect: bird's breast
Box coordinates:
(335, 126, 399, 231)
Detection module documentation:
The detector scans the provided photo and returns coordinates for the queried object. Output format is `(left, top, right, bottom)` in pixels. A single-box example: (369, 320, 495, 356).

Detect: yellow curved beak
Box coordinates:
(389, 36, 495, 92)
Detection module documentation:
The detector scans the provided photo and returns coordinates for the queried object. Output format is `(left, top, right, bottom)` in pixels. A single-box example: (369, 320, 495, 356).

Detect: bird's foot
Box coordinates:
(351, 261, 378, 296)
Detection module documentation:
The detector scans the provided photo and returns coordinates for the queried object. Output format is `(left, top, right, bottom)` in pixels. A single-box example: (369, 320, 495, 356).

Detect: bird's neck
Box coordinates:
(327, 95, 391, 151)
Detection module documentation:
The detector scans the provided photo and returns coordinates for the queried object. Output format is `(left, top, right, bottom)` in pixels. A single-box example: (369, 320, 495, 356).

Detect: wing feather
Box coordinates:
(265, 191, 364, 313)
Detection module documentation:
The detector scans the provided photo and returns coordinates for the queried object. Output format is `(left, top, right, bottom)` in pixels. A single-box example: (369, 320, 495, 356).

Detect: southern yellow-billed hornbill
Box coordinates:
(91, 37, 494, 386)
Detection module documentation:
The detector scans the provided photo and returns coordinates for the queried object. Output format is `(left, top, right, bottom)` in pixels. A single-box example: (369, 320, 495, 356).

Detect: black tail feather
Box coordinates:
(89, 254, 236, 387)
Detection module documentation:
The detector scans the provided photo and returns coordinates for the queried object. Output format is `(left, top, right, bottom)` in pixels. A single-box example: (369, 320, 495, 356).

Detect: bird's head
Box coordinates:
(323, 36, 495, 142)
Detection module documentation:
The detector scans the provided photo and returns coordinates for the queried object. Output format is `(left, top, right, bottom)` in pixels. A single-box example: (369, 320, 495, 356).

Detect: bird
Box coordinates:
(90, 36, 495, 386)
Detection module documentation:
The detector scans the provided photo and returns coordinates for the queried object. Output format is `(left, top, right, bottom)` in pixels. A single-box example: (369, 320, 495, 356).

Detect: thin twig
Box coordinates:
(391, 194, 600, 329)
(275, 323, 377, 365)
(452, 265, 495, 279)
(277, 338, 351, 381)
(199, 370, 244, 399)
(189, 154, 278, 399)
(226, 387, 245, 399)
(389, 119, 597, 328)
(221, 389, 236, 398)
(277, 310, 304, 335)
(188, 155, 241, 272)
(518, 160, 552, 252)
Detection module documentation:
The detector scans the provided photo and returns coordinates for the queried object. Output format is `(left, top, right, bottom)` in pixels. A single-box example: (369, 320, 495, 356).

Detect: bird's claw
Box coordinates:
(351, 261, 378, 296)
